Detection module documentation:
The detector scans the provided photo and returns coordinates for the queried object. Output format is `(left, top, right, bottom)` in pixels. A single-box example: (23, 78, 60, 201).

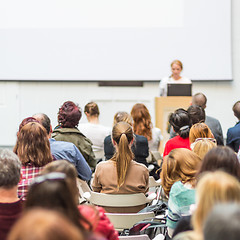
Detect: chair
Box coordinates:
(83, 191, 156, 213)
(119, 234, 151, 240)
(77, 179, 91, 204)
(148, 176, 163, 203)
(106, 212, 155, 231)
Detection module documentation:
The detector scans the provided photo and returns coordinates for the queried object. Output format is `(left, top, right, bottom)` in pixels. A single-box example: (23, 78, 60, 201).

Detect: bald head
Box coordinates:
(192, 93, 207, 109)
(32, 113, 51, 134)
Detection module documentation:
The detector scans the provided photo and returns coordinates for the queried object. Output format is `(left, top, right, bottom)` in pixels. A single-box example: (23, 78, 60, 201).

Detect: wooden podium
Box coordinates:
(155, 96, 192, 154)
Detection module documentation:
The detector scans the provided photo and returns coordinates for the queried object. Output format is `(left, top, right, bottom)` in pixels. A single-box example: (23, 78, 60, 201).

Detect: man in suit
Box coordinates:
(226, 101, 240, 152)
(192, 93, 224, 145)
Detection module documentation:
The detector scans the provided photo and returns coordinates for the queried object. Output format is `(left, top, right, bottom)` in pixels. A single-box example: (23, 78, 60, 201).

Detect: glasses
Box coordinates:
(194, 138, 217, 144)
(31, 172, 66, 186)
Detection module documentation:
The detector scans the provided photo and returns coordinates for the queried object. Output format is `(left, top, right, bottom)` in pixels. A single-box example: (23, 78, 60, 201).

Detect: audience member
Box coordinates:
(8, 209, 84, 240)
(93, 122, 149, 212)
(203, 204, 240, 240)
(52, 101, 96, 169)
(160, 148, 201, 238)
(0, 149, 23, 240)
(33, 113, 92, 181)
(14, 122, 53, 199)
(79, 102, 111, 161)
(41, 160, 118, 240)
(191, 138, 216, 159)
(189, 123, 214, 144)
(192, 93, 224, 145)
(170, 105, 205, 139)
(173, 172, 240, 240)
(226, 101, 240, 152)
(131, 103, 162, 152)
(163, 108, 191, 157)
(198, 146, 240, 180)
(104, 111, 149, 165)
(192, 172, 240, 237)
(25, 173, 91, 234)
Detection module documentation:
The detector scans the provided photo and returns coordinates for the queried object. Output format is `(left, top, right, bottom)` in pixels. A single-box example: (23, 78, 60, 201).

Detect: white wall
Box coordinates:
(1, 0, 239, 147)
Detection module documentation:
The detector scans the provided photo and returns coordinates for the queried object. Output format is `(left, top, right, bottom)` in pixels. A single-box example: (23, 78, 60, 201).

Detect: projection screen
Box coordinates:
(0, 0, 231, 81)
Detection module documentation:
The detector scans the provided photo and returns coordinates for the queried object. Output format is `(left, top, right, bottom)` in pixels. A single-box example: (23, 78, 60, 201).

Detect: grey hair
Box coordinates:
(203, 203, 240, 240)
(0, 149, 21, 188)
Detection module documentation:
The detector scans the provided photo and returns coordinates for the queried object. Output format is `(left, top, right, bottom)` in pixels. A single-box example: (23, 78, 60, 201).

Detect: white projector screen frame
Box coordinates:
(0, 0, 232, 81)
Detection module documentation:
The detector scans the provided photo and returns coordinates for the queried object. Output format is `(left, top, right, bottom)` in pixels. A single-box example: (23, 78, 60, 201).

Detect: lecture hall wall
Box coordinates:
(0, 0, 239, 147)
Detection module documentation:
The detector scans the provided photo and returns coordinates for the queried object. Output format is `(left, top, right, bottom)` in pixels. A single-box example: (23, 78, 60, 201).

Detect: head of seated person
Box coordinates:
(203, 203, 240, 240)
(25, 172, 92, 234)
(131, 103, 153, 141)
(161, 148, 201, 196)
(191, 138, 217, 159)
(84, 102, 100, 123)
(169, 108, 191, 139)
(58, 101, 82, 128)
(189, 122, 214, 144)
(187, 105, 206, 125)
(40, 160, 79, 205)
(8, 208, 84, 240)
(192, 171, 240, 236)
(197, 146, 240, 180)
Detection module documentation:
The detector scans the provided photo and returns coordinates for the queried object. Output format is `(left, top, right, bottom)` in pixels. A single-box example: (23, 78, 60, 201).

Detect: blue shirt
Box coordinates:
(49, 138, 92, 181)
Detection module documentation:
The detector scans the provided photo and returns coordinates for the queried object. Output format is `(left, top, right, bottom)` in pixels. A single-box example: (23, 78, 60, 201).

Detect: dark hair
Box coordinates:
(84, 102, 99, 117)
(187, 105, 206, 125)
(33, 113, 51, 134)
(14, 122, 53, 167)
(58, 101, 82, 128)
(204, 204, 240, 240)
(25, 173, 91, 231)
(233, 101, 240, 120)
(0, 149, 21, 189)
(199, 146, 240, 180)
(169, 108, 191, 139)
(41, 160, 79, 204)
(192, 93, 207, 109)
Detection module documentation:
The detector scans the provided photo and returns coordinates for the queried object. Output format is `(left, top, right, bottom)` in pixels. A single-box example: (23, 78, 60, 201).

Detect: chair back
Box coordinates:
(106, 212, 155, 231)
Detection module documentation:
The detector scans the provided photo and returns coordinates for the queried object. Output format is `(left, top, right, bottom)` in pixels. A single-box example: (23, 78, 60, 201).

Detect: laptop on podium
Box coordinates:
(167, 83, 192, 96)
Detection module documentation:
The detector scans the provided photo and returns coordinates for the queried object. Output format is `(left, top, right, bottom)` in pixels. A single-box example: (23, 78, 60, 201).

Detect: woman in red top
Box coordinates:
(163, 108, 191, 157)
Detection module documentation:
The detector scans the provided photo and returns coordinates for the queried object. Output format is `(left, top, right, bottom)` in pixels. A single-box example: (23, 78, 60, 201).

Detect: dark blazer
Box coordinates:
(104, 134, 149, 166)
(227, 121, 240, 152)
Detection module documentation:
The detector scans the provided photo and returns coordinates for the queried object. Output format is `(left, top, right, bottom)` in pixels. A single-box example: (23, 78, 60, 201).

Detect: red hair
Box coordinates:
(131, 103, 152, 140)
(58, 101, 82, 128)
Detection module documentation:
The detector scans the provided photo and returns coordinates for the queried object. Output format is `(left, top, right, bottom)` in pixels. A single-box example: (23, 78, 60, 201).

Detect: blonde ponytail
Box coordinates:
(111, 122, 134, 189)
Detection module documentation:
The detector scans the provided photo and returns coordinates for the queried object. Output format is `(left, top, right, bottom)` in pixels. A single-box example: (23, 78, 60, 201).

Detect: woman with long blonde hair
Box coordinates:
(92, 121, 149, 195)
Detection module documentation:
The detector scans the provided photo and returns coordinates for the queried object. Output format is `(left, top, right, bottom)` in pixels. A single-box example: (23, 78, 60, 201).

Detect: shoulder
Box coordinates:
(170, 181, 195, 199)
(181, 76, 191, 83)
(130, 161, 148, 172)
(135, 134, 148, 143)
(104, 135, 112, 143)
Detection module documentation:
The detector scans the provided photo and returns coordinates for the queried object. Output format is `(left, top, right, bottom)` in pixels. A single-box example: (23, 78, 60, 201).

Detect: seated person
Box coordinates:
(93, 122, 149, 212)
(104, 111, 149, 165)
(52, 101, 96, 169)
(164, 109, 191, 157)
(0, 149, 23, 240)
(160, 148, 201, 238)
(79, 102, 111, 161)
